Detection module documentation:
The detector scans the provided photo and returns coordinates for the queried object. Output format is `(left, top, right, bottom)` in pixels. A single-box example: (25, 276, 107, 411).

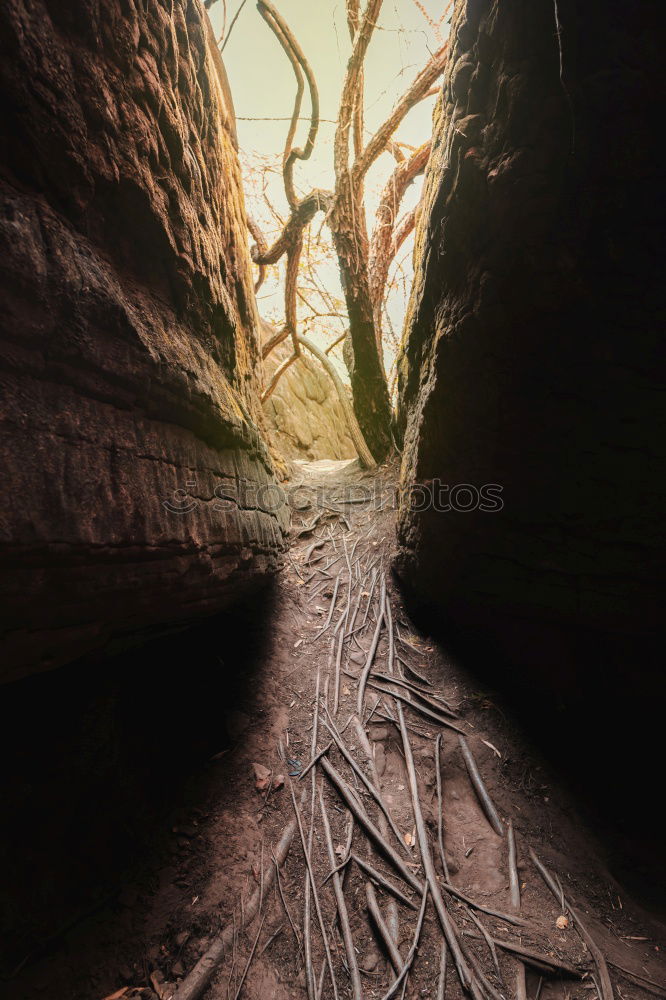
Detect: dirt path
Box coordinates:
(8, 461, 665, 1000)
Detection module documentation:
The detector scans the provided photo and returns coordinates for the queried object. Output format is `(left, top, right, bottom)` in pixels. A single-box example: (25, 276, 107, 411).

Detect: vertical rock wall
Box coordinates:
(0, 0, 288, 682)
(397, 0, 663, 652)
(396, 0, 665, 884)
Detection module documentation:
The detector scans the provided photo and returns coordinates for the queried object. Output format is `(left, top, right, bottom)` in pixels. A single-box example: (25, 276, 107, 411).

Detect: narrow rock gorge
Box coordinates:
(0, 1, 664, 999)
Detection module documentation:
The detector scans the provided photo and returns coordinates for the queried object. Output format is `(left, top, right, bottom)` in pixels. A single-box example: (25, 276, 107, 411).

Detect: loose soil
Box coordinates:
(3, 461, 665, 1000)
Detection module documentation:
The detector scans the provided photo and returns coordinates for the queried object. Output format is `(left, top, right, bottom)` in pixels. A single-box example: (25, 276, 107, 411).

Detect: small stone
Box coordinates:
(369, 726, 390, 741)
(360, 947, 381, 972)
(252, 762, 272, 791)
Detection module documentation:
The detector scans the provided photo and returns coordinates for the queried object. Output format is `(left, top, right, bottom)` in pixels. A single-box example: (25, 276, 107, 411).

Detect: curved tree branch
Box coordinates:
(391, 206, 417, 260)
(261, 349, 299, 403)
(334, 0, 383, 184)
(285, 234, 303, 355)
(325, 330, 348, 355)
(247, 214, 268, 293)
(368, 140, 431, 335)
(354, 42, 447, 183)
(258, 5, 304, 210)
(258, 0, 321, 209)
(251, 0, 441, 462)
(251, 189, 333, 267)
(261, 324, 291, 361)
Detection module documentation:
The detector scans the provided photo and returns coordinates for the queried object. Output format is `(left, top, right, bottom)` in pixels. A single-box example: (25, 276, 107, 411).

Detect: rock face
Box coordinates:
(396, 0, 664, 881)
(0, 0, 288, 683)
(398, 0, 663, 650)
(263, 343, 356, 462)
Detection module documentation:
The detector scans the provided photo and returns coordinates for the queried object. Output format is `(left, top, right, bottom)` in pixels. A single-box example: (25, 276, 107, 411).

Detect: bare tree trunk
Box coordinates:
(330, 181, 393, 461)
(250, 0, 448, 464)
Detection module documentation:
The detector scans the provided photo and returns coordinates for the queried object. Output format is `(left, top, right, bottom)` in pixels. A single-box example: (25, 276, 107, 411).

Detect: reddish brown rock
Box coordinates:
(0, 0, 288, 682)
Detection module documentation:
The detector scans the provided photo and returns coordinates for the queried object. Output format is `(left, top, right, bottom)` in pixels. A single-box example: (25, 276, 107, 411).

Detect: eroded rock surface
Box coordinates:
(396, 0, 665, 887)
(0, 0, 287, 682)
(263, 343, 356, 462)
(397, 0, 663, 648)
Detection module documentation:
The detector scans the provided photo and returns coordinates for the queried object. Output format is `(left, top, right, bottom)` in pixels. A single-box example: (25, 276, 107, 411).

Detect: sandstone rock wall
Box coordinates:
(0, 0, 288, 683)
(263, 343, 356, 462)
(397, 0, 663, 656)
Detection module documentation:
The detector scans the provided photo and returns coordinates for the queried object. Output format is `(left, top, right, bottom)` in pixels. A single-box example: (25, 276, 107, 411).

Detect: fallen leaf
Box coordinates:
(482, 739, 502, 758)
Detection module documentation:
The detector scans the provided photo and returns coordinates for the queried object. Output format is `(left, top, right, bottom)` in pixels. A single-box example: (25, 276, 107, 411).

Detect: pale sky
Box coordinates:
(209, 1, 451, 386)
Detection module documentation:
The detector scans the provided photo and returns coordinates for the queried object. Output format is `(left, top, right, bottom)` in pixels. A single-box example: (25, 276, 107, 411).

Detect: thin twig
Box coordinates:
(232, 915, 266, 1000)
(507, 820, 521, 909)
(319, 788, 363, 1000)
(319, 757, 422, 894)
(394, 701, 482, 1000)
(437, 943, 447, 1000)
(458, 735, 504, 836)
(529, 849, 612, 1000)
(299, 741, 333, 780)
(366, 882, 403, 973)
(357, 575, 386, 714)
(322, 710, 407, 855)
(351, 854, 417, 910)
(435, 734, 450, 881)
(441, 882, 527, 927)
(376, 886, 429, 1000)
(289, 781, 340, 1000)
(273, 852, 303, 956)
(369, 682, 465, 734)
